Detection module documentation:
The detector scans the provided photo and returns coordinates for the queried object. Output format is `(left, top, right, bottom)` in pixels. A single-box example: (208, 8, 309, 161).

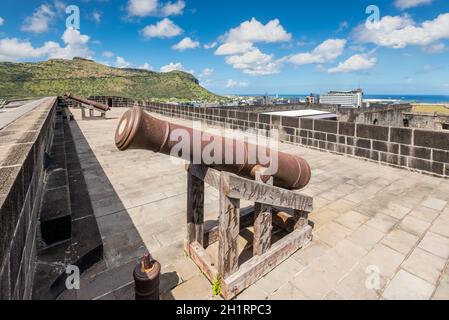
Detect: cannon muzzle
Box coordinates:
(64, 94, 110, 112)
(115, 106, 311, 190)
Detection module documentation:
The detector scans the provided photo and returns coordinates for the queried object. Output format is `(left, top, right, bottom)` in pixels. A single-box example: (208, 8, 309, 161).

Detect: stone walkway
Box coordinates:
(63, 107, 449, 300)
(0, 98, 42, 130)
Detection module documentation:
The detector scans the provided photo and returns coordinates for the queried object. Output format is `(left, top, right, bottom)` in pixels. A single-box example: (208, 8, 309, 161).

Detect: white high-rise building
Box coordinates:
(319, 89, 363, 108)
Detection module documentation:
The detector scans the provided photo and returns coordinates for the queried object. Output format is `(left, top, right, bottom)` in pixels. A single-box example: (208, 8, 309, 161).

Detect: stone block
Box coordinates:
(414, 130, 449, 151)
(356, 124, 389, 141)
(339, 122, 355, 136)
(390, 127, 412, 145)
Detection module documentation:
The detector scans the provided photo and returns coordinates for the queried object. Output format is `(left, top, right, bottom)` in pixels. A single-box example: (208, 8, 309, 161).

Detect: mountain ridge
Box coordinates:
(0, 57, 220, 101)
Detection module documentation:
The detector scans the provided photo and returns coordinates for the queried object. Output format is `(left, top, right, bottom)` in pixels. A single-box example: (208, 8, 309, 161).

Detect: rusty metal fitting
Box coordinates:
(134, 253, 161, 300)
(64, 94, 110, 112)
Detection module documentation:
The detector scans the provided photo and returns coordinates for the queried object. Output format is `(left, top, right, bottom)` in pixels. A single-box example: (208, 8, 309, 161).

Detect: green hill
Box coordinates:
(0, 57, 220, 101)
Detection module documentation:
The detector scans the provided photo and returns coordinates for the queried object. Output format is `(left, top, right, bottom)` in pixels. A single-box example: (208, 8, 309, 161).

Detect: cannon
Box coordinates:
(64, 94, 110, 112)
(115, 106, 311, 190)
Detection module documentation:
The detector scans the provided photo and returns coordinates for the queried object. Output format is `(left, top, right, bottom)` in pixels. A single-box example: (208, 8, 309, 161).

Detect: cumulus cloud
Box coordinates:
(226, 80, 249, 88)
(224, 18, 292, 44)
(160, 62, 193, 73)
(22, 4, 55, 33)
(328, 54, 377, 73)
(423, 42, 447, 53)
(199, 68, 214, 77)
(172, 37, 200, 51)
(225, 48, 282, 76)
(204, 42, 218, 49)
(115, 56, 132, 68)
(126, 0, 185, 17)
(140, 62, 153, 70)
(214, 18, 291, 76)
(0, 28, 94, 62)
(103, 51, 114, 58)
(289, 39, 346, 65)
(160, 1, 185, 17)
(141, 18, 183, 39)
(92, 11, 102, 24)
(395, 0, 433, 10)
(354, 13, 449, 49)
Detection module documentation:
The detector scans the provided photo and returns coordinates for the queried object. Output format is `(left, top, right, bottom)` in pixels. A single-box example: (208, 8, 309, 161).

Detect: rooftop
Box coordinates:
(59, 107, 449, 300)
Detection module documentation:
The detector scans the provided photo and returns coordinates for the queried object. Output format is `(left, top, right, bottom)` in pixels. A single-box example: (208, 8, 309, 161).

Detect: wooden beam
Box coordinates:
(223, 173, 313, 212)
(222, 225, 312, 300)
(253, 203, 272, 256)
(294, 210, 309, 231)
(218, 176, 240, 278)
(186, 241, 218, 284)
(203, 207, 254, 248)
(187, 164, 221, 190)
(187, 171, 205, 246)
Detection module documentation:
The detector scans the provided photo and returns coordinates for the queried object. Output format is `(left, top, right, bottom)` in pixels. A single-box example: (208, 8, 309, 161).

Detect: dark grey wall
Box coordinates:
(0, 97, 57, 300)
(141, 102, 449, 179)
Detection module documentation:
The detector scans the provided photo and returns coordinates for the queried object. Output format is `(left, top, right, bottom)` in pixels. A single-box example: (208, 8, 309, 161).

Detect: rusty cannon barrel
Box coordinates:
(115, 106, 311, 190)
(64, 94, 110, 112)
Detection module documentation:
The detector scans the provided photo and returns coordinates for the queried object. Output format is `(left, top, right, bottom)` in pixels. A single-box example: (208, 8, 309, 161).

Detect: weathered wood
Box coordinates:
(218, 176, 240, 278)
(187, 164, 222, 190)
(187, 171, 205, 246)
(224, 173, 313, 212)
(253, 203, 272, 256)
(203, 207, 254, 248)
(222, 225, 313, 300)
(271, 209, 297, 233)
(293, 210, 309, 230)
(185, 240, 218, 284)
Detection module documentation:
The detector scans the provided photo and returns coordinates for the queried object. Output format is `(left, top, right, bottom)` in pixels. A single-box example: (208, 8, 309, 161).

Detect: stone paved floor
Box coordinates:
(0, 98, 42, 130)
(63, 107, 449, 300)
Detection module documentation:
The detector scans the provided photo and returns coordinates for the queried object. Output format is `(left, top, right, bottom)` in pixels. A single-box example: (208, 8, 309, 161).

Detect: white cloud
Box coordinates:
(226, 80, 248, 88)
(215, 42, 255, 56)
(328, 54, 377, 73)
(160, 62, 193, 74)
(140, 62, 153, 70)
(93, 11, 102, 24)
(103, 51, 114, 58)
(22, 4, 55, 33)
(225, 48, 282, 76)
(0, 17, 4, 26)
(204, 41, 218, 49)
(126, 0, 185, 17)
(0, 28, 93, 62)
(160, 1, 185, 17)
(354, 13, 449, 49)
(395, 0, 433, 10)
(214, 18, 291, 76)
(141, 18, 183, 39)
(224, 18, 292, 44)
(115, 56, 132, 68)
(172, 37, 200, 51)
(289, 39, 346, 65)
(199, 68, 213, 77)
(127, 0, 158, 17)
(423, 42, 446, 53)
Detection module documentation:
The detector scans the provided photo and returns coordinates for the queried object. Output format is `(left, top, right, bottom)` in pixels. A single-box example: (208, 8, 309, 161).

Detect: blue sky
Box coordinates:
(1, 0, 449, 95)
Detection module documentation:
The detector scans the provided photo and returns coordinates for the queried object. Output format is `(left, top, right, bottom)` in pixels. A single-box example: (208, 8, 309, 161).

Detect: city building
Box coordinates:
(319, 89, 363, 108)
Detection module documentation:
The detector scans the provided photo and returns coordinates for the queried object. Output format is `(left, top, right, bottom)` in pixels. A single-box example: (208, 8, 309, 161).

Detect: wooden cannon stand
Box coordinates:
(80, 104, 106, 120)
(184, 164, 314, 300)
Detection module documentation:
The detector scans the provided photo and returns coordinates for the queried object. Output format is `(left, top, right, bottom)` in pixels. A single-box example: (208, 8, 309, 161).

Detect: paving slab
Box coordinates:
(62, 107, 448, 300)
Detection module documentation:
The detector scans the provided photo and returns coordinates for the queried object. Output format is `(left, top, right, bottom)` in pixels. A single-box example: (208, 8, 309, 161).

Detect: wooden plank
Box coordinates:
(253, 203, 272, 256)
(186, 241, 218, 284)
(187, 164, 221, 190)
(222, 225, 312, 300)
(224, 173, 313, 212)
(294, 210, 309, 230)
(203, 207, 255, 248)
(187, 171, 205, 246)
(218, 176, 240, 278)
